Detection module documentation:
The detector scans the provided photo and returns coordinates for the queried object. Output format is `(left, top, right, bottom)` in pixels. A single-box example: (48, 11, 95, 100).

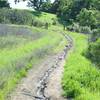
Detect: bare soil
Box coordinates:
(9, 53, 66, 100)
(45, 57, 66, 100)
(9, 34, 73, 100)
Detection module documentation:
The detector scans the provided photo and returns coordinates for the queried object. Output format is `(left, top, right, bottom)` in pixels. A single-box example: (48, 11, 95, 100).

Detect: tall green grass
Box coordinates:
(0, 25, 64, 100)
(62, 32, 100, 100)
(31, 11, 57, 24)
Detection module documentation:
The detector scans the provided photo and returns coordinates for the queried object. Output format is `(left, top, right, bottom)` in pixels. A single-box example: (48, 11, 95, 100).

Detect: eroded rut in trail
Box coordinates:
(10, 34, 73, 100)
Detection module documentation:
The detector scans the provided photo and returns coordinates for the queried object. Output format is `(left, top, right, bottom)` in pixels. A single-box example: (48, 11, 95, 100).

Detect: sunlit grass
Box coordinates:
(34, 11, 57, 24)
(0, 25, 65, 100)
(62, 31, 100, 100)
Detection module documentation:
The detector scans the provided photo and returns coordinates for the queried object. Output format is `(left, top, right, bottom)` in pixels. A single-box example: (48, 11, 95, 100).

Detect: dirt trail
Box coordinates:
(45, 58, 65, 100)
(9, 34, 73, 100)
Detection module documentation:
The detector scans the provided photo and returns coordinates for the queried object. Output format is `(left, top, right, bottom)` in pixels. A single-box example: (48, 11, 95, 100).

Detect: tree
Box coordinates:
(27, 0, 51, 10)
(76, 8, 97, 28)
(40, 1, 52, 12)
(28, 0, 42, 10)
(14, 0, 51, 11)
(0, 0, 10, 8)
(51, 0, 100, 20)
(50, 0, 60, 13)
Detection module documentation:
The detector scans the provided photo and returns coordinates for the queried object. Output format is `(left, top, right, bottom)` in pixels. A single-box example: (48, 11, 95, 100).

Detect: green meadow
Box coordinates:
(0, 24, 65, 100)
(62, 31, 100, 100)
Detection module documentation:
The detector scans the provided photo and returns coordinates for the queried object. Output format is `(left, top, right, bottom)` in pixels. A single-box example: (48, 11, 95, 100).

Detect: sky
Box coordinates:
(8, 0, 54, 9)
(8, 0, 30, 9)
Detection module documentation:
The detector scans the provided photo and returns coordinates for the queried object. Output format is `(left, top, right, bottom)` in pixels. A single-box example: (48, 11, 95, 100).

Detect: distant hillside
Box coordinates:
(0, 8, 57, 26)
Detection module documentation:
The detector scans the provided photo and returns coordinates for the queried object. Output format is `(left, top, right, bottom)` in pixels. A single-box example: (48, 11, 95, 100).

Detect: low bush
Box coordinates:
(67, 23, 92, 34)
(67, 23, 80, 33)
(90, 29, 100, 42)
(32, 19, 45, 27)
(0, 8, 34, 25)
(80, 26, 92, 34)
(86, 39, 100, 67)
(52, 18, 57, 25)
(85, 28, 100, 67)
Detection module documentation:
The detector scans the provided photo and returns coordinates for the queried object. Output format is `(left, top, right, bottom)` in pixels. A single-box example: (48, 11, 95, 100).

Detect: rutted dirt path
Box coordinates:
(45, 57, 65, 100)
(44, 34, 73, 100)
(9, 34, 73, 100)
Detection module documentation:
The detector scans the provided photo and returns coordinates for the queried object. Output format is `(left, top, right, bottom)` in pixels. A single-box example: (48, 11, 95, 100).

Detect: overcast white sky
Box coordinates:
(8, 0, 54, 9)
(8, 0, 30, 9)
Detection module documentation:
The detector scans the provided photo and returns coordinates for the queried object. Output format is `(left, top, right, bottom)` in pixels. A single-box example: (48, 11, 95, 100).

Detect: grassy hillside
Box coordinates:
(0, 9, 100, 100)
(0, 24, 66, 100)
(0, 9, 57, 26)
(30, 10, 57, 24)
(62, 31, 100, 100)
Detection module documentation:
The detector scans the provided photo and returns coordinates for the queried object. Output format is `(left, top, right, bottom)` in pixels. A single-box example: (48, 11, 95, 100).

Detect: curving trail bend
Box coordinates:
(9, 33, 73, 100)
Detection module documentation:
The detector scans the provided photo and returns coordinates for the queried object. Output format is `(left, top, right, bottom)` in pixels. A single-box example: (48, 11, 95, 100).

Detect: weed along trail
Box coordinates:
(10, 34, 73, 100)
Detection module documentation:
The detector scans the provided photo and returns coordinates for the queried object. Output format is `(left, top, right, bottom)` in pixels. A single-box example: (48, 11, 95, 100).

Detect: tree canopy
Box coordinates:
(28, 0, 52, 11)
(0, 0, 10, 8)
